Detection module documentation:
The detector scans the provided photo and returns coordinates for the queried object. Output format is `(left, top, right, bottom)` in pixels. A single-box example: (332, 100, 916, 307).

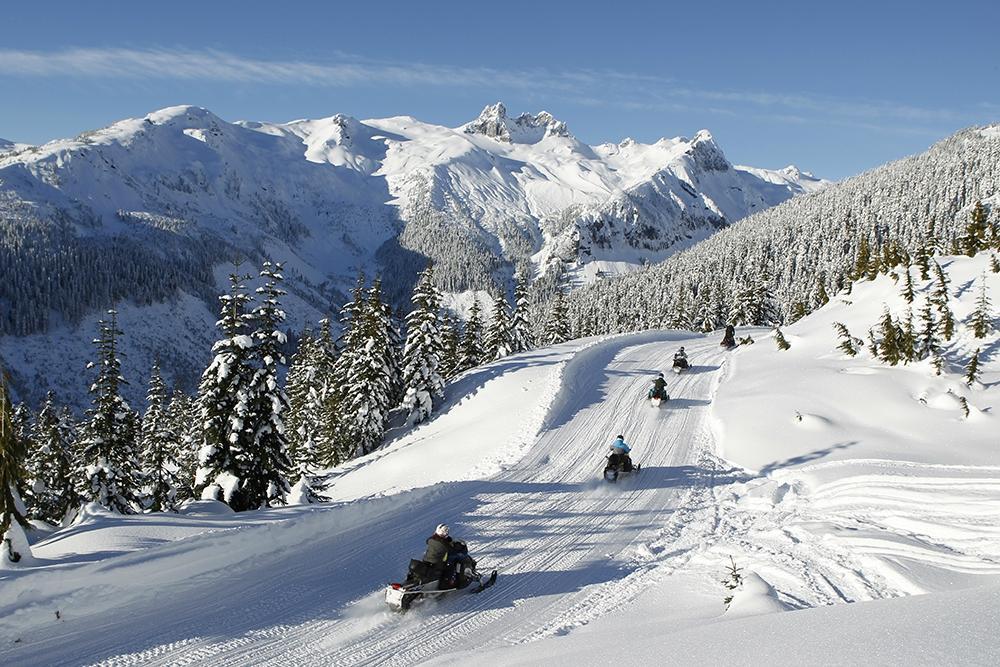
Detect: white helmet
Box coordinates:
(435, 523, 450, 537)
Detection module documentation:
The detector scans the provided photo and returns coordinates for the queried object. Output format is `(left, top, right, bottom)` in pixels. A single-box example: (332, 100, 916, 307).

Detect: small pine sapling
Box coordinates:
(774, 327, 790, 351)
(990, 254, 1000, 274)
(833, 322, 860, 357)
(722, 556, 744, 609)
(959, 396, 971, 418)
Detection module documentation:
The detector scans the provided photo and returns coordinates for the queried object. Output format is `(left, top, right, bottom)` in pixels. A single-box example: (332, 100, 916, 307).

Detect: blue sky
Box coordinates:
(1, 1, 998, 179)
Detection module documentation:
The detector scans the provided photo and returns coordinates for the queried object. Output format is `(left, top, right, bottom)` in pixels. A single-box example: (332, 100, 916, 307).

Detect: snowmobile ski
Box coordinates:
(472, 570, 498, 593)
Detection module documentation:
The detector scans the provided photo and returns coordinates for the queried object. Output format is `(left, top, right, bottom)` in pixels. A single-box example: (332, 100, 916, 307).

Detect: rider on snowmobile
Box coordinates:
(423, 524, 472, 586)
(721, 325, 736, 349)
(673, 346, 689, 370)
(649, 373, 668, 399)
(609, 435, 633, 471)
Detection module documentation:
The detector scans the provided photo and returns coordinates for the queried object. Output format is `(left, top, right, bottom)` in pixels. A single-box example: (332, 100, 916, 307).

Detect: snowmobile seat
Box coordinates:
(407, 559, 441, 584)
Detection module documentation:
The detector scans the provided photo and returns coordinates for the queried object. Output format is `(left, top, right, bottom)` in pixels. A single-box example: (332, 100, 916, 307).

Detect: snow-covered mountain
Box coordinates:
(570, 124, 1000, 335)
(0, 103, 821, 406)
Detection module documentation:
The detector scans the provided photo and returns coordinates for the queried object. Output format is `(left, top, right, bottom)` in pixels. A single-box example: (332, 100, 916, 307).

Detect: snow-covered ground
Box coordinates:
(2, 255, 998, 665)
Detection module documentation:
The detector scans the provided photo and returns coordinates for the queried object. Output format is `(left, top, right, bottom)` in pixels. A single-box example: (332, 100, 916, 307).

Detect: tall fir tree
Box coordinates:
(438, 315, 462, 379)
(509, 272, 535, 354)
(26, 393, 79, 525)
(917, 297, 940, 361)
(342, 278, 401, 457)
(877, 307, 902, 366)
(812, 273, 830, 308)
(970, 275, 993, 339)
(1, 367, 33, 567)
(284, 328, 330, 502)
(963, 201, 988, 256)
(79, 310, 141, 514)
(239, 262, 294, 510)
(140, 360, 182, 512)
(457, 299, 484, 372)
(543, 290, 571, 345)
(853, 237, 872, 280)
(195, 272, 255, 507)
(965, 348, 982, 387)
(901, 267, 915, 304)
(165, 390, 199, 503)
(931, 260, 955, 341)
(401, 266, 446, 426)
(484, 290, 514, 361)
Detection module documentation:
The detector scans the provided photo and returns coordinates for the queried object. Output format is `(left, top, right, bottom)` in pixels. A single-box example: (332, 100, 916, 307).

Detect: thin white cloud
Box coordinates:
(0, 47, 985, 132)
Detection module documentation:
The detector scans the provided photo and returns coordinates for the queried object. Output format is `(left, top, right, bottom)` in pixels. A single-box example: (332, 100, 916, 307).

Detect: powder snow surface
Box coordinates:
(2, 256, 999, 665)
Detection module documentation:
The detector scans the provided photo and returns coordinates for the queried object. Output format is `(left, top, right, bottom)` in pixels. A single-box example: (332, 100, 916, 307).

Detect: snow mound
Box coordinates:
(725, 572, 792, 618)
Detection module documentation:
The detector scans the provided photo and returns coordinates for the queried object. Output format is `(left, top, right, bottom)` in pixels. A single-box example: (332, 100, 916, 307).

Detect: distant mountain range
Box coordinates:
(0, 102, 825, 406)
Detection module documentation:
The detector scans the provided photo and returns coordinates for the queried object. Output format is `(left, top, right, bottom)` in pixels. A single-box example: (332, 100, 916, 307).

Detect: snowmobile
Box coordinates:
(385, 541, 497, 612)
(648, 387, 669, 407)
(720, 325, 737, 350)
(603, 451, 641, 482)
(672, 357, 690, 374)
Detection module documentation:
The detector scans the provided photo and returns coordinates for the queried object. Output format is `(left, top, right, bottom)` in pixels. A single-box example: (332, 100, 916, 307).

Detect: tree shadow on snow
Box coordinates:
(757, 441, 858, 477)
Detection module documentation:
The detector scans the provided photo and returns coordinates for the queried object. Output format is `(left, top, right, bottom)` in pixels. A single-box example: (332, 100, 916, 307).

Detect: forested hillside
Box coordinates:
(568, 126, 1000, 335)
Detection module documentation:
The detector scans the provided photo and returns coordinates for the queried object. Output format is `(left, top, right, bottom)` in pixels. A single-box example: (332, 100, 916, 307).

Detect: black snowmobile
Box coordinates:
(603, 451, 641, 482)
(721, 325, 737, 350)
(672, 356, 690, 374)
(385, 541, 497, 612)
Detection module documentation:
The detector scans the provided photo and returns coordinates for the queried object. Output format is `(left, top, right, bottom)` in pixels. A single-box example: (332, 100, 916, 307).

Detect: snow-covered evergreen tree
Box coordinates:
(543, 290, 571, 345)
(833, 322, 860, 357)
(195, 272, 255, 507)
(965, 348, 982, 387)
(284, 327, 331, 502)
(901, 267, 915, 304)
(239, 262, 294, 510)
(1, 367, 33, 567)
(165, 390, 199, 503)
(401, 266, 445, 425)
(78, 310, 141, 514)
(140, 360, 182, 512)
(917, 297, 940, 361)
(931, 260, 956, 341)
(970, 275, 993, 338)
(510, 272, 535, 353)
(26, 393, 78, 525)
(484, 290, 514, 361)
(962, 201, 989, 256)
(341, 279, 401, 457)
(457, 299, 484, 372)
(877, 307, 902, 366)
(774, 327, 790, 351)
(439, 315, 462, 379)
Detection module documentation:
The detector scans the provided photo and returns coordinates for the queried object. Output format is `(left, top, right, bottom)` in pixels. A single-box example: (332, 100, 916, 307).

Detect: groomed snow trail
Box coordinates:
(6, 333, 725, 666)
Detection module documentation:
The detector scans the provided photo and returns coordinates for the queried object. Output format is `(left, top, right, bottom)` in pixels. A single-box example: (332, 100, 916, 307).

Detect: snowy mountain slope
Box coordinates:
(0, 103, 822, 406)
(3, 248, 1000, 666)
(569, 124, 1000, 337)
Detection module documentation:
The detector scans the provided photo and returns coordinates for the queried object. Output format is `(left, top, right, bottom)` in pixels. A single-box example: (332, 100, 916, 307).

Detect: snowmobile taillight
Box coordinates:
(391, 583, 402, 589)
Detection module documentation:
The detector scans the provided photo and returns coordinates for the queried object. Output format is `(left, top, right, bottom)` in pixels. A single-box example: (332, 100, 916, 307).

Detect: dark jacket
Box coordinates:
(652, 377, 667, 392)
(423, 534, 452, 564)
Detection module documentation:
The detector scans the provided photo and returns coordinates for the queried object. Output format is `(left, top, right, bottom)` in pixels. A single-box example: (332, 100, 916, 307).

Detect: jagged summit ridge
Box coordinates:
(463, 101, 570, 143)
